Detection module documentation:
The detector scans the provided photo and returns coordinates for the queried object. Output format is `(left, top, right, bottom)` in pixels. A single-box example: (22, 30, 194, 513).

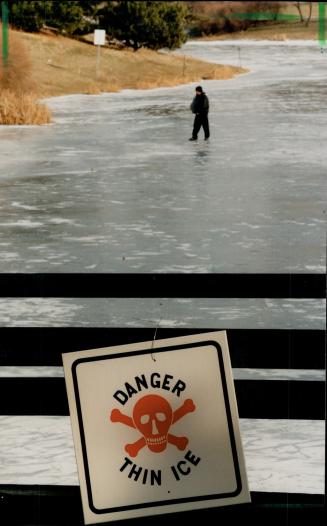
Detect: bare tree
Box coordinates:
(293, 1, 304, 22)
(305, 2, 313, 27)
(294, 2, 313, 25)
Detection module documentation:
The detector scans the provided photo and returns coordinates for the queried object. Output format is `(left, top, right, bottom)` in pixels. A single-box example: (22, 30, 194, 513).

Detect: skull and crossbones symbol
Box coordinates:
(110, 394, 196, 457)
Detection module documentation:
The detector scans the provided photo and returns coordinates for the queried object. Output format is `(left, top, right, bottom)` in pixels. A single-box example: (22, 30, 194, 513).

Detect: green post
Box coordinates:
(1, 0, 9, 67)
(319, 2, 326, 47)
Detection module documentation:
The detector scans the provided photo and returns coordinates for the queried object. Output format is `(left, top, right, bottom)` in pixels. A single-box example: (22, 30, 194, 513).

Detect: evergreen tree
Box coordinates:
(9, 1, 46, 33)
(6, 0, 187, 47)
(99, 1, 187, 51)
(45, 1, 86, 34)
(8, 1, 99, 35)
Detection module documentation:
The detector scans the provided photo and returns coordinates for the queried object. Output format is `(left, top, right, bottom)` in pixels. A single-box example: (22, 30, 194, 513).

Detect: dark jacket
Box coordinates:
(190, 93, 209, 115)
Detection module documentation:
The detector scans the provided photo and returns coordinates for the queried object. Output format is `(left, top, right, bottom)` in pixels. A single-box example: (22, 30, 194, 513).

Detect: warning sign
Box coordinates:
(63, 331, 250, 524)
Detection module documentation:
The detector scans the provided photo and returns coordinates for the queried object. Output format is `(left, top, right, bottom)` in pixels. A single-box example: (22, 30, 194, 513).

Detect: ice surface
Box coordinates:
(0, 41, 325, 273)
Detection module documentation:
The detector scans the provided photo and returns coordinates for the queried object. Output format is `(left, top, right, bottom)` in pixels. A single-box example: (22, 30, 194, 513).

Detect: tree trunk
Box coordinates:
(305, 2, 313, 27)
(294, 2, 304, 23)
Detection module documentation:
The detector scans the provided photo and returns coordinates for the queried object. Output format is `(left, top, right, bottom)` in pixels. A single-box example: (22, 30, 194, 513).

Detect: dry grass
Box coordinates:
(0, 25, 52, 125)
(13, 30, 246, 98)
(0, 90, 51, 125)
(0, 26, 35, 92)
(84, 85, 103, 95)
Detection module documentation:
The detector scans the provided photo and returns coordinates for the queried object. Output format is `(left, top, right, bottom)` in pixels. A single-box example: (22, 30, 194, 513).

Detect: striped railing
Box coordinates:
(0, 273, 325, 525)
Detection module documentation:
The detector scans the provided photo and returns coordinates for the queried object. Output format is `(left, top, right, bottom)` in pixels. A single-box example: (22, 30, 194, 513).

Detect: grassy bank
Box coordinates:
(13, 30, 246, 99)
(1, 28, 246, 124)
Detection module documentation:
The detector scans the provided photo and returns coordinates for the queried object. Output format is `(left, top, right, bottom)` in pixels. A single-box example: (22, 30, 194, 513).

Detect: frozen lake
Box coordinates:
(0, 40, 325, 273)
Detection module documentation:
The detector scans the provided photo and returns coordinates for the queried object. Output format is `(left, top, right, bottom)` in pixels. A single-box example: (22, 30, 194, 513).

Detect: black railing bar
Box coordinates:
(0, 273, 325, 298)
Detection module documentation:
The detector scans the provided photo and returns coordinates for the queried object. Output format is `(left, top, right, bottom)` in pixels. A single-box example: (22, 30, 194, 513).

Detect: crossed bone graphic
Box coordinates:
(110, 394, 196, 457)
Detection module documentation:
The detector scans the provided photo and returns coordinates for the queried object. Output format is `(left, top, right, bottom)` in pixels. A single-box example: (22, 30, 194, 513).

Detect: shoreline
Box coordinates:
(189, 20, 319, 43)
(14, 30, 247, 99)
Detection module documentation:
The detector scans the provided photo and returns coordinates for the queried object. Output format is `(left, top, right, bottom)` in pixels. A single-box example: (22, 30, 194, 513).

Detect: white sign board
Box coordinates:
(94, 29, 106, 46)
(63, 331, 250, 524)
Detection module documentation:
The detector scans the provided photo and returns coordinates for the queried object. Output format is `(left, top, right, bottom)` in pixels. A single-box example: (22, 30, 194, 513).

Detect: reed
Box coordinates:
(0, 90, 51, 125)
(0, 25, 51, 125)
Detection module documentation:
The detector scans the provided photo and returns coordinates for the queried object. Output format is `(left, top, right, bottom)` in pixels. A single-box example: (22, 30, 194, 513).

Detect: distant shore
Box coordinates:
(193, 20, 319, 42)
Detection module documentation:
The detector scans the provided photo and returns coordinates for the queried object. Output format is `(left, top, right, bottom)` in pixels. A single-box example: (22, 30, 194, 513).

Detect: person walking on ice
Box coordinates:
(189, 86, 210, 141)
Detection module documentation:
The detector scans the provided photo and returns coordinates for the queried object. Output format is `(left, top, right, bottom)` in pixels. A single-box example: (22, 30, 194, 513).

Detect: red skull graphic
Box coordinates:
(110, 394, 196, 457)
(132, 395, 173, 453)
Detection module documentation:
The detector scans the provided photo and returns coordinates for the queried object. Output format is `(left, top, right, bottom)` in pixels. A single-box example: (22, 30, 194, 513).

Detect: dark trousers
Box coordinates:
(192, 113, 210, 139)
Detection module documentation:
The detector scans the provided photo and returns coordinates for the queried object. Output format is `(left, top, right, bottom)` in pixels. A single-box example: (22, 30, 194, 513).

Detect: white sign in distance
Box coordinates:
(63, 331, 250, 524)
(93, 29, 106, 46)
